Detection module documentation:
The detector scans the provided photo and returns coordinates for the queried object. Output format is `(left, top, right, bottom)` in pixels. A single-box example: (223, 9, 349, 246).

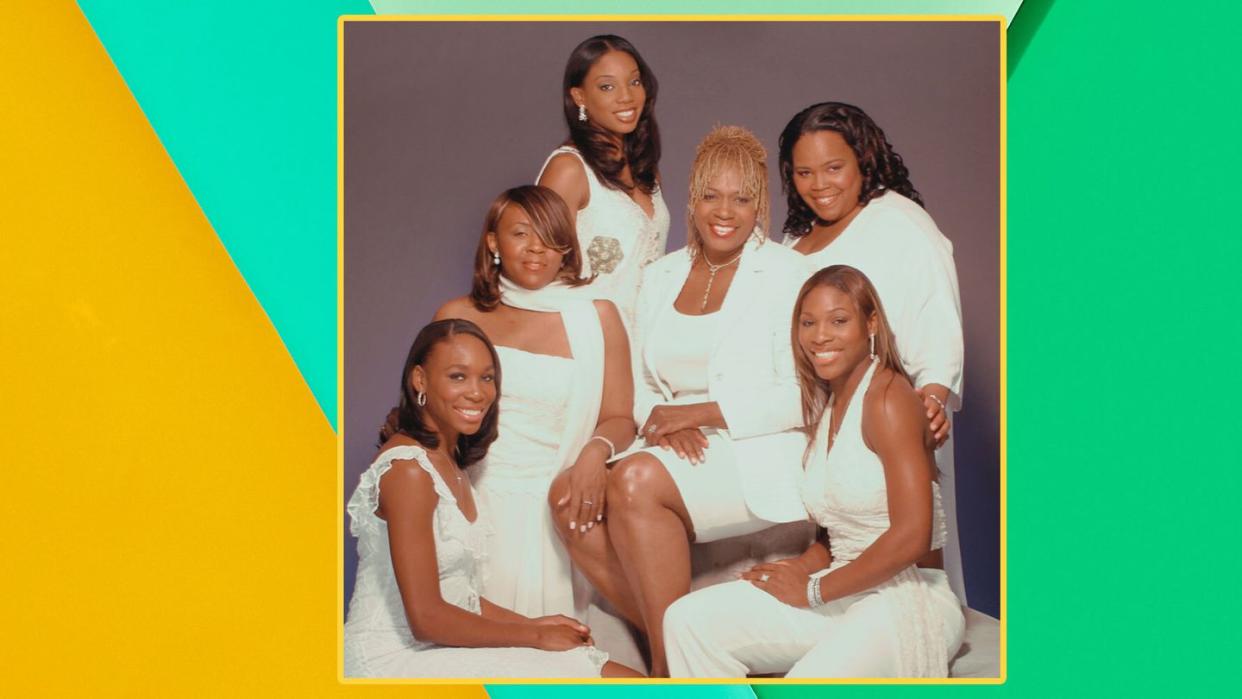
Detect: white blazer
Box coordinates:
(632, 237, 809, 523)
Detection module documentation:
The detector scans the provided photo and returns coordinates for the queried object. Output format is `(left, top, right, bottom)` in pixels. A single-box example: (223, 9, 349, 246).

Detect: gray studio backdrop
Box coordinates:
(343, 21, 1001, 617)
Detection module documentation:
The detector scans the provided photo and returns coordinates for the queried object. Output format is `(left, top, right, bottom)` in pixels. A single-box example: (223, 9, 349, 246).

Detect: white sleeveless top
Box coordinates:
(538, 146, 670, 325)
(344, 445, 488, 672)
(647, 307, 720, 398)
(800, 361, 951, 677)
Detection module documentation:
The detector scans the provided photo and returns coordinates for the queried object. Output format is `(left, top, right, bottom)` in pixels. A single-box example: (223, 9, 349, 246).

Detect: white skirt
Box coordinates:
(638, 428, 778, 543)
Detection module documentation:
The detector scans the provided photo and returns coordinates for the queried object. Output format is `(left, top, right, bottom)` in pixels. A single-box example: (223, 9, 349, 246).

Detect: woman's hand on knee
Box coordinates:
(555, 451, 608, 534)
(741, 561, 812, 608)
(658, 428, 709, 465)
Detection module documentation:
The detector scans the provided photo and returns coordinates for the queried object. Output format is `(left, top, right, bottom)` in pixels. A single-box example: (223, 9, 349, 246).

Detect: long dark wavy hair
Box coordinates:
(469, 185, 590, 311)
(562, 35, 661, 195)
(791, 265, 910, 434)
(778, 102, 924, 239)
(381, 319, 501, 467)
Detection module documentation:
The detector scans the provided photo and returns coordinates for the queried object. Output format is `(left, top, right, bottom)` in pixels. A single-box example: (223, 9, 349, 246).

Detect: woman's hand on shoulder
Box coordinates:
(915, 383, 952, 448)
(538, 153, 588, 212)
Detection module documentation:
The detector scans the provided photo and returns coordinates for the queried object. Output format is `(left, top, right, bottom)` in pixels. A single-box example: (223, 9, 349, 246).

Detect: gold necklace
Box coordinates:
(698, 248, 743, 312)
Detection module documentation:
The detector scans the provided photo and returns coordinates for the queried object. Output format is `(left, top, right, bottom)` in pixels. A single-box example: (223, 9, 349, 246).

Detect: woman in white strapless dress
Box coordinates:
(434, 185, 636, 622)
(537, 35, 669, 325)
(344, 319, 637, 678)
(663, 266, 964, 678)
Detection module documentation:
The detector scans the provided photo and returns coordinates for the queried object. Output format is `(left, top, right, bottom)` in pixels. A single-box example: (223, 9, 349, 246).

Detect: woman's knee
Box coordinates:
(606, 453, 670, 513)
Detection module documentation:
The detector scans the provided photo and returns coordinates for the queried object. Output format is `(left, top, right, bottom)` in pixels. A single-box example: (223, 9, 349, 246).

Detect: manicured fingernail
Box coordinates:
(596, 514, 603, 521)
(569, 521, 576, 529)
(579, 524, 587, 532)
(587, 522, 595, 530)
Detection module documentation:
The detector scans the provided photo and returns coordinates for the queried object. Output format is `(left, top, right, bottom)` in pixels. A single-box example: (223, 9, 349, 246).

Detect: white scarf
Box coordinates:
(497, 276, 605, 478)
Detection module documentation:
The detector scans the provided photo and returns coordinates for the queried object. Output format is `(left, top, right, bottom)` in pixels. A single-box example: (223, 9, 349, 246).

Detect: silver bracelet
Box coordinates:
(806, 574, 826, 608)
(589, 435, 616, 460)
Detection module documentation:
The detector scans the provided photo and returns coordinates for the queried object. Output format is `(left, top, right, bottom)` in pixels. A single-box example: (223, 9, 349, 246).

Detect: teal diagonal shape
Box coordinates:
(77, 0, 375, 428)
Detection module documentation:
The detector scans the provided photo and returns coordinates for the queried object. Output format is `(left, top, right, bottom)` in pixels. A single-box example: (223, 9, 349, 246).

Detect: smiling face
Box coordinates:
(791, 130, 864, 227)
(411, 333, 498, 442)
(487, 203, 566, 290)
(692, 165, 758, 261)
(797, 284, 877, 384)
(570, 50, 645, 136)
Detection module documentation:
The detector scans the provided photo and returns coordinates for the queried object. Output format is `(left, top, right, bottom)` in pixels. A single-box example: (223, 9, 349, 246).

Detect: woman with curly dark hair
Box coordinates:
(537, 35, 669, 325)
(777, 101, 967, 602)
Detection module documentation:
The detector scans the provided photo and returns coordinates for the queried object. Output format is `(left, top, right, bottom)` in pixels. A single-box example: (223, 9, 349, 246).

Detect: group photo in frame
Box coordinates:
(339, 16, 1003, 682)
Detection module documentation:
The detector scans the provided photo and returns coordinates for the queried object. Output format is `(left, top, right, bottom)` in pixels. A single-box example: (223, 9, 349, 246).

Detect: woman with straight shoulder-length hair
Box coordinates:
(537, 34, 670, 325)
(344, 319, 640, 678)
(663, 266, 965, 678)
(434, 184, 636, 625)
(549, 125, 809, 676)
(777, 101, 967, 600)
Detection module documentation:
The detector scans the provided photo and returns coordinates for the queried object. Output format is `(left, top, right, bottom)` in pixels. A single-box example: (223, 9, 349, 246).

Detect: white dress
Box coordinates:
(664, 361, 964, 678)
(538, 146, 670, 325)
(468, 346, 579, 617)
(638, 306, 769, 541)
(784, 190, 967, 602)
(343, 444, 607, 678)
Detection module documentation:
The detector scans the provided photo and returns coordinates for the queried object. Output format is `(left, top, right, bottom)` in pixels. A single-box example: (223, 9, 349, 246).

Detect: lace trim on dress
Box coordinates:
(347, 444, 455, 537)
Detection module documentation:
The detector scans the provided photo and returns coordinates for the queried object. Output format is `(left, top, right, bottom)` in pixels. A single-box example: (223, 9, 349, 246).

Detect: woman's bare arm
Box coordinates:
(381, 461, 585, 649)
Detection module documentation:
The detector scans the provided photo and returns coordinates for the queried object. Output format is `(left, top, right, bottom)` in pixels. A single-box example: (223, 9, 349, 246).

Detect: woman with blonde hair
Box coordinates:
(549, 125, 809, 676)
(663, 265, 964, 678)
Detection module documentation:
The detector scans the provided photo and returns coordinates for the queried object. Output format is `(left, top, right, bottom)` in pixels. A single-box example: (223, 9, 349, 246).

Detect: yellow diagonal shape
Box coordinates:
(0, 4, 482, 696)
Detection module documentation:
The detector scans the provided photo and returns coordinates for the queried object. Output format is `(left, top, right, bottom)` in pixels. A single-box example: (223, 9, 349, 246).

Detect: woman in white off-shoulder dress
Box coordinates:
(345, 319, 638, 678)
(538, 35, 669, 325)
(434, 185, 636, 622)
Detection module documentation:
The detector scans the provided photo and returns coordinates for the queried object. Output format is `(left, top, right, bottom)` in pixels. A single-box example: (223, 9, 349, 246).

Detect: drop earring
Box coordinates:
(416, 391, 427, 407)
(578, 104, 587, 122)
(492, 251, 500, 266)
(869, 333, 876, 359)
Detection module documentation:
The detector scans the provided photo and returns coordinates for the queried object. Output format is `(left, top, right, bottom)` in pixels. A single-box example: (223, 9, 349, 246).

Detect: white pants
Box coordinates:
(664, 569, 965, 678)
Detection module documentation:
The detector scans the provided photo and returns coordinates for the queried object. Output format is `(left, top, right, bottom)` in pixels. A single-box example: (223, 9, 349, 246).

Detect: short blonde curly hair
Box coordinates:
(686, 124, 770, 254)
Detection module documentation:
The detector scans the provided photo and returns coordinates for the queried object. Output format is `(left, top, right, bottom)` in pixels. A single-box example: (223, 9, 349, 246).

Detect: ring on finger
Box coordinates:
(759, 573, 770, 583)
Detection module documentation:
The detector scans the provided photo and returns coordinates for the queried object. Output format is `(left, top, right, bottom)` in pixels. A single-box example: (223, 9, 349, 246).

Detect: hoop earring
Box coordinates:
(869, 333, 875, 360)
(492, 251, 500, 266)
(416, 391, 427, 407)
(578, 104, 587, 122)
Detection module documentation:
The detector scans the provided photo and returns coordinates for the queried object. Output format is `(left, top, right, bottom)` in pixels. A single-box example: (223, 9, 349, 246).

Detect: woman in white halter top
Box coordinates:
(537, 35, 669, 325)
(344, 319, 638, 678)
(777, 102, 968, 602)
(663, 266, 965, 678)
(434, 186, 636, 623)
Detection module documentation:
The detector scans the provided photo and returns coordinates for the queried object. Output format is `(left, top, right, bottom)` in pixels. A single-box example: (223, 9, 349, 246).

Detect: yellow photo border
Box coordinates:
(336, 12, 1007, 686)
